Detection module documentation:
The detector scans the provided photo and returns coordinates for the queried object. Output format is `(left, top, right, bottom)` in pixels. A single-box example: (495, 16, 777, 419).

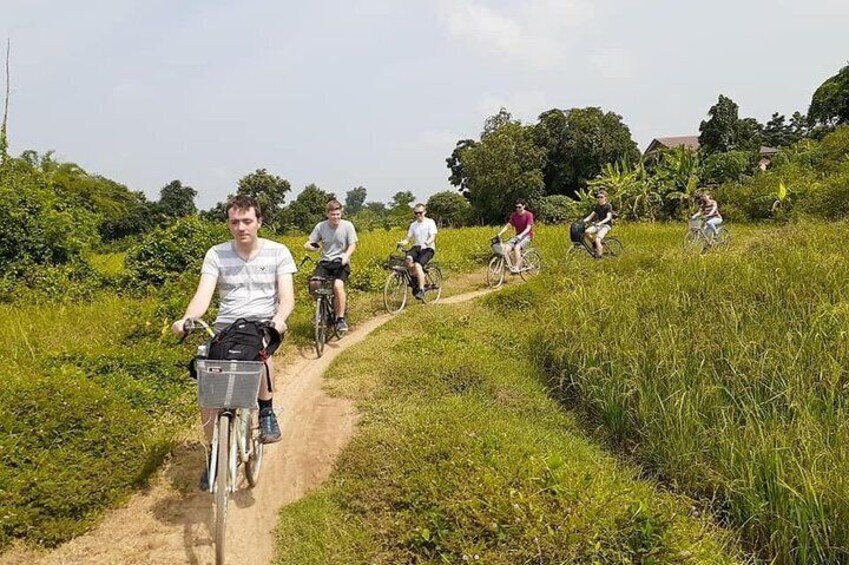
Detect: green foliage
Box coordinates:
(699, 94, 763, 155)
(344, 186, 367, 215)
(700, 150, 752, 185)
(0, 296, 195, 548)
(762, 112, 808, 148)
(155, 179, 197, 222)
(425, 190, 472, 227)
(533, 194, 578, 224)
(236, 168, 291, 230)
(809, 63, 849, 127)
(274, 301, 740, 564)
(125, 216, 226, 286)
(0, 158, 99, 276)
(460, 122, 546, 224)
(280, 184, 335, 233)
(527, 223, 849, 564)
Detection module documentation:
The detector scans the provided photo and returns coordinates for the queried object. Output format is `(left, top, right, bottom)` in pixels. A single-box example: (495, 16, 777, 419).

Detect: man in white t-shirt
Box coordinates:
(304, 199, 358, 334)
(398, 203, 437, 301)
(171, 195, 296, 488)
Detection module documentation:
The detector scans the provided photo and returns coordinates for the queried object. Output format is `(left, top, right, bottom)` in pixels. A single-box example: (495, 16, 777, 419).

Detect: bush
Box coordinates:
(533, 194, 577, 224)
(125, 216, 226, 286)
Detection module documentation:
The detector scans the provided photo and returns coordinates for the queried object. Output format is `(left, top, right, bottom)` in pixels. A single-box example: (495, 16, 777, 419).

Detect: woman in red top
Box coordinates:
(496, 200, 535, 273)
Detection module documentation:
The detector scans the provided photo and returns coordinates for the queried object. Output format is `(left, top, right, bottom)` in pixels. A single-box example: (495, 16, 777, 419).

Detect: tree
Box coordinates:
(157, 179, 197, 221)
(446, 138, 477, 191)
(426, 191, 472, 227)
(699, 95, 741, 154)
(461, 122, 545, 224)
(281, 184, 335, 233)
(533, 107, 640, 197)
(481, 107, 517, 139)
(236, 168, 291, 230)
(809, 63, 849, 127)
(345, 186, 367, 214)
(390, 191, 415, 209)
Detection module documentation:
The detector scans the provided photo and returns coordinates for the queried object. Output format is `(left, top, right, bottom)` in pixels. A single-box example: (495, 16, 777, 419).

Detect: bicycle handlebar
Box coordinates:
(180, 317, 215, 343)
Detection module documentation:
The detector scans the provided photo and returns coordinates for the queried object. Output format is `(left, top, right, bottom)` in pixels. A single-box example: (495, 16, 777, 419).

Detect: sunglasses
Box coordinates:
(414, 211, 424, 216)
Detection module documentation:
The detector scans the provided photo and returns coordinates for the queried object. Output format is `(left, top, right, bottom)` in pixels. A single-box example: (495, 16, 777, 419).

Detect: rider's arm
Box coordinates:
(304, 240, 320, 251)
(171, 274, 217, 335)
(496, 222, 511, 237)
(271, 274, 295, 333)
(583, 211, 596, 224)
(705, 201, 718, 217)
(424, 221, 437, 247)
(304, 224, 321, 251)
(341, 242, 357, 265)
(596, 211, 612, 226)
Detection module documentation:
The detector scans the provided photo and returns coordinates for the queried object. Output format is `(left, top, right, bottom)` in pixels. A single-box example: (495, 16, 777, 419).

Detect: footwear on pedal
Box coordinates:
(414, 288, 425, 301)
(259, 407, 282, 444)
(336, 317, 349, 334)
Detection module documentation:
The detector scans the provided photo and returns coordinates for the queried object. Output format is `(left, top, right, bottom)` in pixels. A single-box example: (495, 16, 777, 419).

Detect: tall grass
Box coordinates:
(528, 223, 849, 564)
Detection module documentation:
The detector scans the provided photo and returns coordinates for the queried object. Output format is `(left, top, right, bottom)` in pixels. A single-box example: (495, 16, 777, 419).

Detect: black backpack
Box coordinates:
(570, 221, 586, 243)
(208, 318, 281, 362)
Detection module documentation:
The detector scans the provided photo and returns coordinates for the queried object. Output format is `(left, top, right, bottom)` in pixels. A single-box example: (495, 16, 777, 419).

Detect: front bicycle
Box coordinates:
(383, 249, 410, 314)
(183, 319, 265, 565)
(300, 257, 339, 358)
(486, 237, 507, 289)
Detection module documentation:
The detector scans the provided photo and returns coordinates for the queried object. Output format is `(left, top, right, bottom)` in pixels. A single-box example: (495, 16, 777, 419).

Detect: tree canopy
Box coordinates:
(809, 63, 849, 127)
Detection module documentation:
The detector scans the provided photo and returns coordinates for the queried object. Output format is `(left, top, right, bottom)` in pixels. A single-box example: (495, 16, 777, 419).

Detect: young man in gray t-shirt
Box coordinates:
(304, 199, 358, 333)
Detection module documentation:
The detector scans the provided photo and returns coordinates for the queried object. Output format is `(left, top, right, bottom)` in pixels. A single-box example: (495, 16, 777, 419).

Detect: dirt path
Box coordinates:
(4, 284, 497, 565)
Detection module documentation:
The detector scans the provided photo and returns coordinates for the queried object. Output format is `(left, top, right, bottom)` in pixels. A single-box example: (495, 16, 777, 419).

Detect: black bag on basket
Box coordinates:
(208, 318, 281, 362)
(570, 221, 586, 243)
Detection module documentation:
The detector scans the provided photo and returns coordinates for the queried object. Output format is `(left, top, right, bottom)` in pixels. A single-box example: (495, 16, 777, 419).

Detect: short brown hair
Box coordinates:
(326, 199, 343, 212)
(226, 195, 262, 220)
(596, 190, 608, 198)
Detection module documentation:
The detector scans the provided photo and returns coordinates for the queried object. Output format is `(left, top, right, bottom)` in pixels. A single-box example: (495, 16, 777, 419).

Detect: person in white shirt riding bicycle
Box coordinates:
(583, 190, 614, 259)
(691, 192, 723, 239)
(496, 199, 535, 273)
(398, 203, 437, 301)
(304, 199, 358, 334)
(171, 195, 296, 488)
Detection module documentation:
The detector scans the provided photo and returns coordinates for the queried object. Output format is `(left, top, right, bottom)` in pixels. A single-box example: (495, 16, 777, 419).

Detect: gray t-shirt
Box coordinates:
(308, 219, 358, 262)
(201, 238, 297, 325)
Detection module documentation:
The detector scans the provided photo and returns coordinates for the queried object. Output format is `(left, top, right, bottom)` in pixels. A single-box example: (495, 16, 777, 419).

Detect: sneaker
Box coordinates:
(414, 289, 425, 301)
(259, 407, 282, 444)
(336, 317, 349, 334)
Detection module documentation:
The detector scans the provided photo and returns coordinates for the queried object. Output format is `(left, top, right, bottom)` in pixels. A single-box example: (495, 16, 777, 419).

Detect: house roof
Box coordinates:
(645, 136, 700, 154)
(759, 146, 780, 157)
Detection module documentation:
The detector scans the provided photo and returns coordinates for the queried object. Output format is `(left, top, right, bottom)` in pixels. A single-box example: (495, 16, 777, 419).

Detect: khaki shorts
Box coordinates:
(585, 224, 611, 240)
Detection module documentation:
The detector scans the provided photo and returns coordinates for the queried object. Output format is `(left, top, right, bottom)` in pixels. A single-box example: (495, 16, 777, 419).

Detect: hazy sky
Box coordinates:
(3, 0, 848, 208)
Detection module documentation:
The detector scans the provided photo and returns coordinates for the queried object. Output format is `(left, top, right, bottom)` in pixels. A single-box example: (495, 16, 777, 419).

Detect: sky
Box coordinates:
(3, 0, 848, 208)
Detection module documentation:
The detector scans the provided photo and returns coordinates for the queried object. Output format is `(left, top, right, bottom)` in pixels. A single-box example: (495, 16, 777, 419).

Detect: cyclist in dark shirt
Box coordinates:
(582, 190, 614, 259)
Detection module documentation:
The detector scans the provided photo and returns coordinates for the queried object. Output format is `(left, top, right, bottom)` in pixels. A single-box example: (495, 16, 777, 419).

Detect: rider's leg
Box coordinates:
(413, 262, 426, 292)
(584, 226, 599, 257)
(512, 244, 522, 272)
(405, 257, 418, 290)
(333, 279, 346, 319)
(706, 217, 721, 240)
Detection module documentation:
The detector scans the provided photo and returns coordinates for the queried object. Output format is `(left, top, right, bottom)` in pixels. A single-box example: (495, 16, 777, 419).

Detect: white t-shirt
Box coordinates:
(201, 238, 297, 325)
(407, 218, 438, 250)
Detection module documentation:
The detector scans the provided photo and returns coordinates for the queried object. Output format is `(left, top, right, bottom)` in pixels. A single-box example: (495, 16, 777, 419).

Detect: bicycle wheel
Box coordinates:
(423, 265, 443, 304)
(603, 237, 623, 257)
(242, 409, 263, 487)
(215, 415, 230, 565)
(486, 256, 506, 289)
(519, 249, 541, 280)
(383, 272, 407, 314)
(314, 299, 326, 358)
(682, 231, 705, 254)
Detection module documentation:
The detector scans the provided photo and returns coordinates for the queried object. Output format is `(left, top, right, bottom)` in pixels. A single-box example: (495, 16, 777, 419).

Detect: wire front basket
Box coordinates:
(196, 359, 264, 409)
(386, 254, 406, 269)
(688, 218, 703, 230)
(491, 242, 505, 256)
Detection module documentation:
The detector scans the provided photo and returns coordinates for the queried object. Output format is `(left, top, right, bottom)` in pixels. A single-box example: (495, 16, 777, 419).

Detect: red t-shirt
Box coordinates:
(510, 211, 534, 238)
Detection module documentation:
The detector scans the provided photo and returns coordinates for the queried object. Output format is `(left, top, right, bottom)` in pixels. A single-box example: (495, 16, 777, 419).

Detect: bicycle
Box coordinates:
(486, 236, 542, 289)
(299, 256, 342, 358)
(683, 218, 730, 254)
(383, 245, 443, 314)
(182, 318, 266, 565)
(568, 223, 623, 258)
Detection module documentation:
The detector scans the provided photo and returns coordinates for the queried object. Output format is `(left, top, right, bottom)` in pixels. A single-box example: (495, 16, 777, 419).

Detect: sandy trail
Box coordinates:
(4, 285, 495, 565)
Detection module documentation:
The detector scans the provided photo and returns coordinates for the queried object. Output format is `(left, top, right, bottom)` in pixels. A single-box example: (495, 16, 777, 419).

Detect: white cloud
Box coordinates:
(590, 48, 637, 81)
(437, 0, 595, 69)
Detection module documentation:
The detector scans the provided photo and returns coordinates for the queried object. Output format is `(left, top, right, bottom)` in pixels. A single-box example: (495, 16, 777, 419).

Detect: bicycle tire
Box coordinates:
(314, 298, 326, 358)
(603, 237, 623, 257)
(682, 230, 705, 254)
(519, 249, 541, 280)
(243, 409, 263, 488)
(486, 255, 505, 289)
(215, 414, 230, 565)
(383, 272, 407, 314)
(423, 265, 443, 304)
